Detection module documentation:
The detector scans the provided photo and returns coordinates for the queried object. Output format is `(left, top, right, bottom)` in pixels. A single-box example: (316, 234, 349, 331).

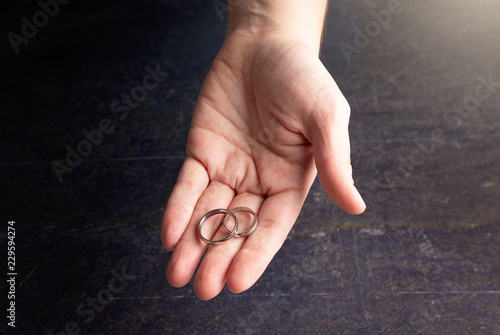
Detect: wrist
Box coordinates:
(226, 0, 328, 54)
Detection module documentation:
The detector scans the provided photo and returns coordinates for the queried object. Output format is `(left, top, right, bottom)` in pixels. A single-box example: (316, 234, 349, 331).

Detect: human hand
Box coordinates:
(161, 1, 365, 300)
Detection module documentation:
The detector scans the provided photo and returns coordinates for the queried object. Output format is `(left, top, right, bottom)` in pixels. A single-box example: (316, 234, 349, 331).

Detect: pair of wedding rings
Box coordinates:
(197, 207, 258, 245)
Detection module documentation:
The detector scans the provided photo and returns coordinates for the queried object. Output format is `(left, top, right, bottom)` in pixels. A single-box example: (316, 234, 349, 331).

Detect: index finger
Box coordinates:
(225, 188, 309, 293)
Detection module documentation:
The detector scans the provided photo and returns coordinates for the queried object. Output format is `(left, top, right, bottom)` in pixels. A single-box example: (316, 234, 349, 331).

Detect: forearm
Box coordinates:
(226, 0, 328, 54)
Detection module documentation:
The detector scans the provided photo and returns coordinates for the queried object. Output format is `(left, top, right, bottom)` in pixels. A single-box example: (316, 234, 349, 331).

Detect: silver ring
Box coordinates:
(198, 209, 238, 245)
(222, 207, 258, 237)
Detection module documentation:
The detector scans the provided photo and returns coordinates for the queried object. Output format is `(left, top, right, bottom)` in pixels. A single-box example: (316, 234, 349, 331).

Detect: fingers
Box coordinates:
(193, 192, 265, 300)
(305, 76, 366, 215)
(161, 157, 209, 251)
(166, 180, 235, 288)
(225, 189, 308, 294)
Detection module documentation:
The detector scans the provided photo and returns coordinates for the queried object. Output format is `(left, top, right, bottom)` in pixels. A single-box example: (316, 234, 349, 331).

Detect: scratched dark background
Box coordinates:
(1, 0, 499, 334)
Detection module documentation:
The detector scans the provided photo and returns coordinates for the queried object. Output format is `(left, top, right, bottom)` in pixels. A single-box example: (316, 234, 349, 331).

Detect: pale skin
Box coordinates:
(161, 0, 366, 300)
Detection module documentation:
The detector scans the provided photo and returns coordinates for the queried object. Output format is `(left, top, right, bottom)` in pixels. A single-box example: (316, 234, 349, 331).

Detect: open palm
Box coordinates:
(161, 34, 365, 299)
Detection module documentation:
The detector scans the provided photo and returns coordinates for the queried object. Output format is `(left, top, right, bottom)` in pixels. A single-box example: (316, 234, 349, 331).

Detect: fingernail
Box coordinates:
(356, 188, 366, 208)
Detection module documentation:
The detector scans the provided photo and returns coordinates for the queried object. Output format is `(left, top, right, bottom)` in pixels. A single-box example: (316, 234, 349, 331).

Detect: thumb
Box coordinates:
(305, 79, 366, 215)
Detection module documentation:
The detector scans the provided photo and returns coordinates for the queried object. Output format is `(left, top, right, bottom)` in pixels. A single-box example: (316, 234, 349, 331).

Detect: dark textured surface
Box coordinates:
(1, 0, 499, 334)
